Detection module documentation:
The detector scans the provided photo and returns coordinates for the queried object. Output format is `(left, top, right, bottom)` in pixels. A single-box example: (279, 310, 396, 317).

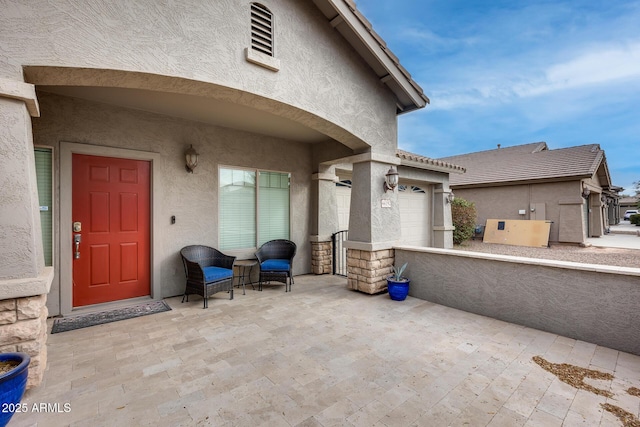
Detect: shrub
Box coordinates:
(451, 197, 477, 244)
(631, 214, 640, 226)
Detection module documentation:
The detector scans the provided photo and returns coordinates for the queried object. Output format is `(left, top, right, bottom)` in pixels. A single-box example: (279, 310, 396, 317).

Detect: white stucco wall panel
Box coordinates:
(34, 93, 312, 314)
(349, 161, 402, 245)
(0, 99, 44, 281)
(1, 0, 398, 152)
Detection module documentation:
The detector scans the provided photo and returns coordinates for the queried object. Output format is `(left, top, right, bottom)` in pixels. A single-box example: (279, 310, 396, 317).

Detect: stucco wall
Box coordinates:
(33, 92, 314, 315)
(0, 99, 44, 281)
(396, 247, 640, 356)
(453, 181, 585, 243)
(0, 0, 397, 151)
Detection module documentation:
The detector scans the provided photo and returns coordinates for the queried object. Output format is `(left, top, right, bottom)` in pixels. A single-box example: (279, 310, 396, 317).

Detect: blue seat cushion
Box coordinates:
(202, 266, 233, 283)
(261, 259, 290, 272)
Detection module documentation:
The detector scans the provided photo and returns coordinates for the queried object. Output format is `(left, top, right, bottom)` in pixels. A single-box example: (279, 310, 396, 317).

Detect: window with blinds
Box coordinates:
(219, 169, 256, 250)
(219, 167, 290, 251)
(34, 147, 53, 266)
(258, 171, 290, 246)
(250, 3, 274, 56)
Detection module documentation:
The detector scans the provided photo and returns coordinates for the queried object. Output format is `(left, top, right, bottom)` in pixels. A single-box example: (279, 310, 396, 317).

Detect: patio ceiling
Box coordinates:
(36, 85, 330, 144)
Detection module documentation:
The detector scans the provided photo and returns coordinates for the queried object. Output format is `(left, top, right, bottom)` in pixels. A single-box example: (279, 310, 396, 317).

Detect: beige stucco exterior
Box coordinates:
(0, 0, 399, 302)
(0, 0, 450, 387)
(1, 0, 397, 151)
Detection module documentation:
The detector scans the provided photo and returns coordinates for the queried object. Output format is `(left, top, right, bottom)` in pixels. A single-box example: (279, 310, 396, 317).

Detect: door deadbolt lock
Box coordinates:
(73, 221, 82, 232)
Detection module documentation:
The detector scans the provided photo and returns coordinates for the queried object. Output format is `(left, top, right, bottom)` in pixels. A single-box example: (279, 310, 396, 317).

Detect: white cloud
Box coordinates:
(428, 41, 640, 110)
(399, 27, 480, 53)
(516, 42, 640, 96)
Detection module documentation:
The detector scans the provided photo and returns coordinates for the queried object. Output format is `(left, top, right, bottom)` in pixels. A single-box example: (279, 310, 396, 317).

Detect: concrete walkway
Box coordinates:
(11, 275, 640, 426)
(588, 222, 640, 250)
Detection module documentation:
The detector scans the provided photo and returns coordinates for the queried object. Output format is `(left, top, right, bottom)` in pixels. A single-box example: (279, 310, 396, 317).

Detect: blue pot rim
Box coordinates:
(387, 277, 410, 286)
(0, 352, 30, 383)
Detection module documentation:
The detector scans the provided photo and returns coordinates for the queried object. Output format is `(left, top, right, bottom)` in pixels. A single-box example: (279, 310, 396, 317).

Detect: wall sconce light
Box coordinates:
(185, 145, 199, 173)
(446, 192, 455, 204)
(581, 186, 591, 199)
(383, 166, 399, 193)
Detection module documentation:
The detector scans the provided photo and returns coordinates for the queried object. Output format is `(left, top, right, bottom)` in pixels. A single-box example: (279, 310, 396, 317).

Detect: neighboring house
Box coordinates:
(440, 142, 619, 244)
(619, 197, 639, 219)
(0, 1, 457, 387)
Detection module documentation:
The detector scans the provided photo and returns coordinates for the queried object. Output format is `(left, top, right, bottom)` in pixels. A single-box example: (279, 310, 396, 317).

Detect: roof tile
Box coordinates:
(397, 149, 466, 173)
(439, 143, 605, 186)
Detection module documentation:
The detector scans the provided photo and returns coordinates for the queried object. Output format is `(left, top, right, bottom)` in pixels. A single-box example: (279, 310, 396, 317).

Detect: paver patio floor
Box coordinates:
(11, 275, 640, 426)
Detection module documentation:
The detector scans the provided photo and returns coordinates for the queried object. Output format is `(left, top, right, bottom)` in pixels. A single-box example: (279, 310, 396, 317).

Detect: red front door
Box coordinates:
(72, 154, 150, 307)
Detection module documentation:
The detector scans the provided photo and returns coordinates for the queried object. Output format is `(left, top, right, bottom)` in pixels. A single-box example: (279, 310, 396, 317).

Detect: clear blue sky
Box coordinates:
(356, 0, 640, 194)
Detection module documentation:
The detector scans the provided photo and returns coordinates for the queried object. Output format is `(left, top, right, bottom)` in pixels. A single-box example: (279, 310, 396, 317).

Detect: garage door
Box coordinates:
(335, 182, 431, 247)
(398, 185, 431, 247)
(336, 182, 351, 231)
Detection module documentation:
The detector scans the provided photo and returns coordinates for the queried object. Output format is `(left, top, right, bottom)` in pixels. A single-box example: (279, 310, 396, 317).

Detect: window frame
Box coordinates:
(218, 165, 291, 258)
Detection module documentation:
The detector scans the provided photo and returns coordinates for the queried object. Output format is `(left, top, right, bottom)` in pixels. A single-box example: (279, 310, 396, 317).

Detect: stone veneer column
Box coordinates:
(346, 248, 395, 294)
(0, 77, 51, 389)
(0, 295, 48, 388)
(311, 240, 333, 274)
(345, 154, 401, 294)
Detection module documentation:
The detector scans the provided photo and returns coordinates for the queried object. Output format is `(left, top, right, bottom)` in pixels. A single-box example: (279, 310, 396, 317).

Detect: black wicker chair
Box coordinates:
(180, 245, 236, 308)
(255, 239, 297, 292)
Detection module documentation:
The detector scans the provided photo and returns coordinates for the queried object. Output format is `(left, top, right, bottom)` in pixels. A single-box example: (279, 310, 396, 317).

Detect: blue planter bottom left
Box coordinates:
(0, 352, 30, 427)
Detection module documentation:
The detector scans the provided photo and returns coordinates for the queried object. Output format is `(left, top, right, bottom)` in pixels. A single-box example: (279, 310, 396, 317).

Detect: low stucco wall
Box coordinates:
(395, 246, 640, 355)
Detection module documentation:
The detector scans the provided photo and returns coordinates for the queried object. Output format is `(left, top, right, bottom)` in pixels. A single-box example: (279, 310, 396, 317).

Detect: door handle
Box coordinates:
(74, 234, 82, 259)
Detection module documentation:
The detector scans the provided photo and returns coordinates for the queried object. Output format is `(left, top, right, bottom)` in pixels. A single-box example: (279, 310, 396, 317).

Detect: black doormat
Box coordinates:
(51, 300, 172, 334)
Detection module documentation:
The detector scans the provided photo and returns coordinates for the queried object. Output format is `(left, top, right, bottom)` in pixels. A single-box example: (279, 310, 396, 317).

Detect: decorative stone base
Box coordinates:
(347, 248, 395, 294)
(0, 294, 48, 389)
(311, 241, 332, 274)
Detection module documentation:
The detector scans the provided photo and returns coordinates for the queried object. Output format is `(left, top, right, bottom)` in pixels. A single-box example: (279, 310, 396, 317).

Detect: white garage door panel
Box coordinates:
(336, 186, 351, 232)
(399, 187, 430, 247)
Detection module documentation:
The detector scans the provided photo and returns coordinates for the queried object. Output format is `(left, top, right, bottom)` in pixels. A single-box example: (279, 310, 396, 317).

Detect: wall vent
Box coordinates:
(251, 3, 273, 57)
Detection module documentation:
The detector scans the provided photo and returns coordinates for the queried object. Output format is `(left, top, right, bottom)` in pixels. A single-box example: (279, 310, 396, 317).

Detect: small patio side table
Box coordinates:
(233, 260, 257, 295)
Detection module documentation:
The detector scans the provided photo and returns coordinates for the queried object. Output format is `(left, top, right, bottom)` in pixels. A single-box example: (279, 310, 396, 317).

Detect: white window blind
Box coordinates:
(219, 168, 290, 250)
(219, 169, 256, 250)
(35, 147, 53, 266)
(258, 171, 290, 246)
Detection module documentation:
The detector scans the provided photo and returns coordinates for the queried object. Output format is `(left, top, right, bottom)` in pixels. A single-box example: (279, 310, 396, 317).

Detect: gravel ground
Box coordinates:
(455, 239, 640, 268)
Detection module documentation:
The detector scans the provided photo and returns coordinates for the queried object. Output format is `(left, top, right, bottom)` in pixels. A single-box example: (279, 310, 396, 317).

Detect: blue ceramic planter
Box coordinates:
(0, 352, 30, 427)
(387, 278, 410, 301)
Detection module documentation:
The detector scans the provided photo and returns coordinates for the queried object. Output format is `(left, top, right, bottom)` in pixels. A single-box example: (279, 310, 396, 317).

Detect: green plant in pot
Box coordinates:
(387, 262, 410, 301)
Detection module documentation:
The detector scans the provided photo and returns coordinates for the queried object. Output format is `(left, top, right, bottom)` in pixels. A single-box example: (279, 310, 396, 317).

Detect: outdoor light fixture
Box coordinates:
(185, 145, 199, 173)
(446, 192, 455, 204)
(383, 166, 399, 192)
(581, 186, 591, 199)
